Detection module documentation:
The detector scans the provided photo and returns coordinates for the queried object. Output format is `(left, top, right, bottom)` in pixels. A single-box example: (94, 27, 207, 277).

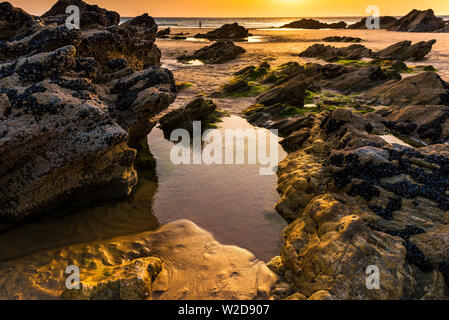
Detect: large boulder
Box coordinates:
(42, 0, 120, 30)
(159, 98, 223, 137)
(348, 16, 398, 29)
(364, 72, 449, 107)
(119, 13, 158, 42)
(282, 18, 347, 29)
(375, 40, 436, 61)
(273, 108, 449, 299)
(387, 9, 446, 32)
(0, 10, 177, 231)
(0, 2, 37, 41)
(177, 41, 245, 64)
(299, 44, 372, 62)
(194, 23, 250, 40)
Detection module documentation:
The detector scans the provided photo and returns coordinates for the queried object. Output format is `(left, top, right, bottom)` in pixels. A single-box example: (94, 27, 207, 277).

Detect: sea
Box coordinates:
(120, 16, 449, 29)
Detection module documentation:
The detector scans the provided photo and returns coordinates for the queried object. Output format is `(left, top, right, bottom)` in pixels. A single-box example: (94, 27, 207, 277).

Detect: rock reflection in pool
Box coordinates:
(149, 115, 287, 261)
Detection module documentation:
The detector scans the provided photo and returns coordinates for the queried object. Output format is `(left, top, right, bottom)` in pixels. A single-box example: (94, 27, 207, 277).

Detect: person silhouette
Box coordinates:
(199, 21, 202, 28)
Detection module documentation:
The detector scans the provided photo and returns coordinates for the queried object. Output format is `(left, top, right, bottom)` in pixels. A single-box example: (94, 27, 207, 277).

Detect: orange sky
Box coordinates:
(9, 0, 449, 17)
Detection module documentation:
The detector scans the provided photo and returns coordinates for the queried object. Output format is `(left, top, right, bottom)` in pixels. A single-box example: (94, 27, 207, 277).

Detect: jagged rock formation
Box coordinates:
(120, 14, 158, 42)
(282, 19, 347, 29)
(364, 72, 449, 107)
(41, 0, 120, 29)
(299, 43, 372, 62)
(0, 3, 177, 231)
(387, 9, 446, 32)
(0, 2, 37, 41)
(299, 40, 436, 62)
(177, 41, 245, 64)
(375, 40, 437, 61)
(348, 16, 398, 29)
(159, 98, 225, 137)
(270, 108, 449, 299)
(194, 23, 250, 40)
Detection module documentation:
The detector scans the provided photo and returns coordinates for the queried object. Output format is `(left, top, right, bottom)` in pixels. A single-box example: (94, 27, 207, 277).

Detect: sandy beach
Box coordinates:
(158, 27, 449, 114)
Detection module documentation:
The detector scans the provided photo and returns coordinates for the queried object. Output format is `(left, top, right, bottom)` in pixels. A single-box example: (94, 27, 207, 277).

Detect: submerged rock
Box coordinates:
(387, 9, 446, 32)
(194, 23, 250, 40)
(177, 41, 245, 64)
(159, 98, 224, 137)
(42, 0, 120, 29)
(282, 19, 347, 29)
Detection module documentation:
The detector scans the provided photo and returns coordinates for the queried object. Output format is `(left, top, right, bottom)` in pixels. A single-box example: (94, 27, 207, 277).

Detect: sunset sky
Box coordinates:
(9, 0, 449, 17)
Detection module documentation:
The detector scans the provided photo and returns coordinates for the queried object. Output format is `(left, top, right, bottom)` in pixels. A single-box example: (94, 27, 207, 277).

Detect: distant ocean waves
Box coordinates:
(120, 16, 449, 29)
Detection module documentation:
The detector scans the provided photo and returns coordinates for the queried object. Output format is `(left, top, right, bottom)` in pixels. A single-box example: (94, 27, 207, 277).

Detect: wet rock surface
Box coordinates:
(299, 43, 372, 62)
(375, 40, 437, 61)
(0, 3, 177, 231)
(177, 41, 245, 64)
(194, 23, 250, 40)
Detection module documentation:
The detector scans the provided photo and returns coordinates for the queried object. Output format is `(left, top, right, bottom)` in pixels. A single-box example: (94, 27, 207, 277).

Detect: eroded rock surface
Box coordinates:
(387, 9, 446, 32)
(0, 4, 177, 231)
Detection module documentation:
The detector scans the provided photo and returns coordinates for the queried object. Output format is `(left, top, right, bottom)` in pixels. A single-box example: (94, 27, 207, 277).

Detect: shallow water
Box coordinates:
(0, 116, 286, 263)
(149, 115, 287, 261)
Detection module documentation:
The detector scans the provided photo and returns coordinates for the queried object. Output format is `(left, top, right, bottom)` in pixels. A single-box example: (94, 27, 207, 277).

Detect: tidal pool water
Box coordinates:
(0, 116, 286, 263)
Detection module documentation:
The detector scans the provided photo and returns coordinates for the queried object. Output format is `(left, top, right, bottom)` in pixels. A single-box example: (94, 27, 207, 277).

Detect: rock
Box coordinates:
(299, 43, 372, 62)
(159, 98, 224, 137)
(119, 13, 158, 42)
(222, 77, 251, 94)
(364, 72, 449, 107)
(322, 36, 362, 43)
(323, 66, 389, 94)
(375, 40, 436, 61)
(0, 10, 177, 231)
(42, 0, 120, 30)
(0, 2, 37, 41)
(177, 41, 245, 64)
(348, 16, 398, 29)
(307, 290, 335, 300)
(0, 220, 278, 300)
(156, 27, 171, 38)
(383, 105, 449, 144)
(387, 9, 446, 32)
(272, 108, 449, 299)
(257, 76, 306, 107)
(282, 19, 347, 29)
(263, 62, 304, 85)
(62, 257, 163, 300)
(194, 23, 250, 40)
